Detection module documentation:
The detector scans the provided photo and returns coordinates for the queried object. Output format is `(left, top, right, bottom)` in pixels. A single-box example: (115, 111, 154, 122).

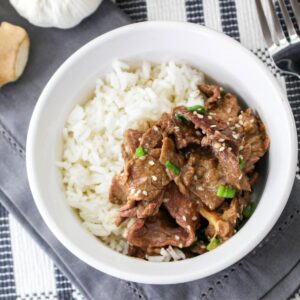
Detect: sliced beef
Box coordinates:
(127, 210, 193, 249)
(109, 173, 128, 205)
(163, 183, 200, 246)
(140, 126, 163, 151)
(122, 129, 144, 161)
(159, 137, 185, 180)
(208, 93, 241, 123)
(183, 151, 226, 210)
(199, 84, 221, 109)
(126, 154, 170, 202)
(238, 109, 270, 173)
(136, 192, 164, 218)
(217, 149, 251, 191)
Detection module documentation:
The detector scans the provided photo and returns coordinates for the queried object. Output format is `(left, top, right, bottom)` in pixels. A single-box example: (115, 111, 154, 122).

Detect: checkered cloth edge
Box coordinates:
(1, 0, 300, 299)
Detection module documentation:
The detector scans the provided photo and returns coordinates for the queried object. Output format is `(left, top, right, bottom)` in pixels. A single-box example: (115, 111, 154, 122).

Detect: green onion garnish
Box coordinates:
(165, 160, 181, 176)
(175, 114, 188, 123)
(243, 202, 256, 218)
(135, 146, 146, 158)
(216, 185, 236, 198)
(206, 237, 221, 251)
(220, 90, 226, 98)
(187, 105, 206, 114)
(239, 158, 245, 170)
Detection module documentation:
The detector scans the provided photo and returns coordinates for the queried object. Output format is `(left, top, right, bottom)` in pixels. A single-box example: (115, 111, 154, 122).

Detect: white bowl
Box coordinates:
(26, 22, 297, 284)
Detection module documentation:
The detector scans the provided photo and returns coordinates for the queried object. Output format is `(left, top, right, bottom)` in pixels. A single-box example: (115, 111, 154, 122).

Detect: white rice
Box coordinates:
(58, 60, 205, 260)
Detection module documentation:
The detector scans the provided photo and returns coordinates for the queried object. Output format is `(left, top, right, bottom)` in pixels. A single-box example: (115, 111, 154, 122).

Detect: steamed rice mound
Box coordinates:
(58, 61, 205, 261)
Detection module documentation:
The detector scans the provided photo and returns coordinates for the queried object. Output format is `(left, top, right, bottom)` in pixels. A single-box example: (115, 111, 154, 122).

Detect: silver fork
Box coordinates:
(255, 0, 300, 77)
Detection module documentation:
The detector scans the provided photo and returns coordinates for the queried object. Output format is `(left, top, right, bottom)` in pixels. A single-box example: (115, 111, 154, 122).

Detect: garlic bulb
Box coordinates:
(9, 0, 103, 29)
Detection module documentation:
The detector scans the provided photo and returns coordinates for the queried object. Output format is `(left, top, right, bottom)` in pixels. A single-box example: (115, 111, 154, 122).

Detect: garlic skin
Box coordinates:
(9, 0, 103, 29)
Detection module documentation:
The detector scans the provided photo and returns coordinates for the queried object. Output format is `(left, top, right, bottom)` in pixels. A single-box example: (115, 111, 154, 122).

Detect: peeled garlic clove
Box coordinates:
(9, 0, 103, 29)
(0, 22, 30, 87)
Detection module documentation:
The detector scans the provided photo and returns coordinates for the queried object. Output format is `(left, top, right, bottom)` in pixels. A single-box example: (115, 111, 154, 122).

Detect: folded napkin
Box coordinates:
(0, 1, 300, 299)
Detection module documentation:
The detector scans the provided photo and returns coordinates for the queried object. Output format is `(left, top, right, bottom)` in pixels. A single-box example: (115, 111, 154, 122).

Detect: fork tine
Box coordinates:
(290, 0, 300, 29)
(255, 0, 276, 47)
(277, 0, 298, 41)
(267, 0, 287, 44)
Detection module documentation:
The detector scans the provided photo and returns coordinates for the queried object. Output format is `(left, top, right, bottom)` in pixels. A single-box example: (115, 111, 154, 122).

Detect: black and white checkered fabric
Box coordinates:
(1, 0, 300, 299)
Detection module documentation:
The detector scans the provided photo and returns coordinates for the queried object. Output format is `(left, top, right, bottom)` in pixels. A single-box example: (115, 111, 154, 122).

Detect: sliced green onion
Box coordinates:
(165, 160, 181, 176)
(175, 114, 188, 123)
(187, 105, 206, 114)
(243, 202, 256, 218)
(220, 90, 226, 98)
(216, 185, 236, 198)
(135, 146, 146, 158)
(239, 158, 245, 170)
(206, 237, 221, 251)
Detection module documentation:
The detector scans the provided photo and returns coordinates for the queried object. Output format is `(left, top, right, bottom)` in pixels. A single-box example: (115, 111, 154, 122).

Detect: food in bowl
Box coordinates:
(58, 60, 269, 262)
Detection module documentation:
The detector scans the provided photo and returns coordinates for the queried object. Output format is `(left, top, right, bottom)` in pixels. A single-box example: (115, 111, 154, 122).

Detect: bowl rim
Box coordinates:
(26, 21, 297, 284)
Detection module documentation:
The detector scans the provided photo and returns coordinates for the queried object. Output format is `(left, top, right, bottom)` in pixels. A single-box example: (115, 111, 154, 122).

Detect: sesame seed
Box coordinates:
(235, 124, 241, 128)
(239, 145, 244, 150)
(238, 115, 243, 120)
(232, 133, 239, 140)
(227, 122, 230, 125)
(194, 175, 198, 180)
(138, 138, 142, 142)
(228, 147, 232, 151)
(251, 119, 255, 123)
(209, 112, 216, 116)
(137, 189, 141, 194)
(187, 225, 191, 230)
(197, 113, 204, 119)
(239, 155, 244, 160)
(182, 216, 187, 221)
(208, 116, 213, 120)
(239, 174, 243, 180)
(139, 156, 146, 160)
(193, 111, 198, 115)
(192, 216, 197, 221)
(179, 243, 183, 248)
(219, 146, 225, 152)
(214, 142, 221, 149)
(218, 138, 225, 142)
(196, 131, 201, 136)
(142, 190, 148, 196)
(174, 126, 180, 132)
(239, 120, 244, 125)
(210, 125, 217, 128)
(163, 198, 169, 203)
(152, 175, 157, 181)
(175, 235, 180, 241)
(153, 126, 159, 131)
(148, 160, 155, 166)
(197, 186, 204, 191)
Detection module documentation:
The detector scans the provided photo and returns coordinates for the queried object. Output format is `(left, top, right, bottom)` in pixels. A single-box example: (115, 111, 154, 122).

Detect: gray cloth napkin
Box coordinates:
(0, 1, 300, 299)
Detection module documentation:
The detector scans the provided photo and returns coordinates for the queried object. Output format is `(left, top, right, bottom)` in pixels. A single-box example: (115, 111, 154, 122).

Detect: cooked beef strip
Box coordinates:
(208, 93, 241, 124)
(109, 173, 128, 205)
(140, 126, 163, 151)
(163, 183, 200, 246)
(182, 151, 226, 210)
(125, 153, 170, 202)
(174, 106, 250, 191)
(159, 137, 185, 180)
(199, 84, 221, 109)
(136, 192, 164, 218)
(238, 109, 270, 173)
(122, 129, 144, 161)
(127, 210, 193, 249)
